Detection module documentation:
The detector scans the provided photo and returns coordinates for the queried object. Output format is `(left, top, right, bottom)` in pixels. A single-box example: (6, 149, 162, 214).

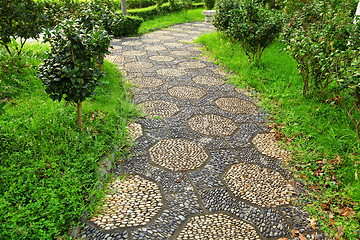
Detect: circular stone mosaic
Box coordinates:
(127, 122, 143, 141)
(157, 35, 175, 40)
(187, 114, 238, 136)
(149, 56, 175, 62)
(178, 62, 207, 69)
(144, 46, 167, 51)
(141, 39, 161, 43)
(125, 62, 154, 70)
(167, 86, 206, 100)
(176, 213, 260, 240)
(211, 68, 228, 76)
(149, 138, 209, 171)
(164, 42, 184, 47)
(131, 77, 164, 89)
(251, 133, 291, 161)
(214, 97, 257, 114)
(171, 33, 189, 37)
(185, 30, 202, 34)
(235, 87, 253, 97)
(89, 175, 163, 230)
(122, 41, 143, 46)
(192, 76, 225, 86)
(187, 46, 202, 52)
(139, 100, 180, 118)
(122, 50, 147, 56)
(170, 51, 192, 56)
(156, 68, 187, 77)
(223, 163, 294, 207)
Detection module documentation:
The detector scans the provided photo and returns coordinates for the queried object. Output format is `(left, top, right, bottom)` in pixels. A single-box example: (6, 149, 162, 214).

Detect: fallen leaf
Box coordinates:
(339, 207, 355, 217)
(292, 229, 307, 240)
(335, 225, 345, 240)
(278, 238, 289, 240)
(307, 217, 317, 230)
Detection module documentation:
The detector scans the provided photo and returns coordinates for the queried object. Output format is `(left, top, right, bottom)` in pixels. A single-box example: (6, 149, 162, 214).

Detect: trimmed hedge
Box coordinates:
(127, 0, 156, 9)
(113, 15, 143, 37)
(128, 1, 204, 20)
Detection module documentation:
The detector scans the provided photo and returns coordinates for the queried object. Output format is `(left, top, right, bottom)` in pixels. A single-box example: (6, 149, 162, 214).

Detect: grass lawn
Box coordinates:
(139, 8, 205, 33)
(196, 32, 360, 239)
(0, 42, 138, 239)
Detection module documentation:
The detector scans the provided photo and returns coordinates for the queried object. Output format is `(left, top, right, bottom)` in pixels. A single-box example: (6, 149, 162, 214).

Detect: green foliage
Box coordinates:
(197, 32, 360, 240)
(214, 0, 284, 64)
(0, 0, 45, 86)
(0, 40, 136, 239)
(138, 8, 205, 33)
(38, 18, 111, 130)
(127, 0, 156, 9)
(203, 0, 215, 9)
(0, 42, 49, 99)
(128, 1, 202, 20)
(213, 0, 240, 32)
(282, 1, 360, 97)
(41, 0, 87, 28)
(182, 0, 193, 16)
(0, 0, 44, 47)
(115, 16, 143, 37)
(39, 18, 111, 103)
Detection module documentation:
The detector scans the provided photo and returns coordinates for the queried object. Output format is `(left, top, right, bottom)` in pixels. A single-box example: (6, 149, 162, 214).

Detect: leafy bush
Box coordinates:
(204, 0, 215, 9)
(38, 18, 112, 130)
(282, 0, 360, 97)
(128, 1, 201, 20)
(213, 0, 241, 33)
(114, 15, 144, 37)
(127, 0, 156, 8)
(214, 0, 283, 64)
(0, 0, 45, 86)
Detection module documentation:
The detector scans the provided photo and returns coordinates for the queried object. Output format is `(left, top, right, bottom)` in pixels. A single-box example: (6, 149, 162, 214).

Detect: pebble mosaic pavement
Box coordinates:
(80, 22, 326, 240)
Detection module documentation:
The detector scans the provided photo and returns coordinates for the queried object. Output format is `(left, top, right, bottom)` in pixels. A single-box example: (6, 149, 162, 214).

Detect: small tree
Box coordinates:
(0, 0, 44, 82)
(38, 18, 111, 131)
(282, 0, 360, 97)
(183, 0, 193, 17)
(214, 0, 283, 64)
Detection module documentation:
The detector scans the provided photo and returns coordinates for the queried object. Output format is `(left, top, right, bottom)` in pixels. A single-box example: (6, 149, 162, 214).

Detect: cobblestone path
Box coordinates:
(79, 22, 325, 240)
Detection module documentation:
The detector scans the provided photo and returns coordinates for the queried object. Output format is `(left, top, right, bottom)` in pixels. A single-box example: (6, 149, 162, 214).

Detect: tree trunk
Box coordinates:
(121, 0, 128, 16)
(77, 100, 83, 131)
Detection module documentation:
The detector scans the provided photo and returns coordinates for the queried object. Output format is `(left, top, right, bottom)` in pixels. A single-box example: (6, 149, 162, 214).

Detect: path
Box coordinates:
(78, 22, 325, 240)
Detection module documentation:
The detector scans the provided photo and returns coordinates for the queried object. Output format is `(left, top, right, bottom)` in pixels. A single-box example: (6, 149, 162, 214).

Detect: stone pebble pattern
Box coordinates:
(89, 175, 163, 230)
(79, 22, 325, 240)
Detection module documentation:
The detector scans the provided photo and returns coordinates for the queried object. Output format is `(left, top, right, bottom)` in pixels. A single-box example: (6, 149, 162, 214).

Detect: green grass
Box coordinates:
(139, 8, 205, 33)
(196, 32, 360, 239)
(0, 42, 138, 239)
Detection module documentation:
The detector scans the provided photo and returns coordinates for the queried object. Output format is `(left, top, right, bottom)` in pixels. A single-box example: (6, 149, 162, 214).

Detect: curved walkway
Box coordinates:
(79, 22, 324, 240)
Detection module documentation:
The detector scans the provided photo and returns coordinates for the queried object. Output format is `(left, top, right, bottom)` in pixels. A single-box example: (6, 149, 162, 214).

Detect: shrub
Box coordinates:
(113, 15, 143, 37)
(0, 0, 45, 85)
(204, 0, 215, 9)
(282, 0, 360, 97)
(182, 0, 194, 16)
(77, 2, 143, 37)
(337, 57, 360, 142)
(213, 0, 241, 33)
(128, 1, 188, 20)
(214, 0, 283, 64)
(127, 0, 156, 8)
(38, 18, 112, 131)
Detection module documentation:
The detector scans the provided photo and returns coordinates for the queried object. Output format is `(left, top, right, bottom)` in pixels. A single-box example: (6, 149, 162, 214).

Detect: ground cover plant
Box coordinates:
(196, 31, 360, 239)
(0, 39, 137, 239)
